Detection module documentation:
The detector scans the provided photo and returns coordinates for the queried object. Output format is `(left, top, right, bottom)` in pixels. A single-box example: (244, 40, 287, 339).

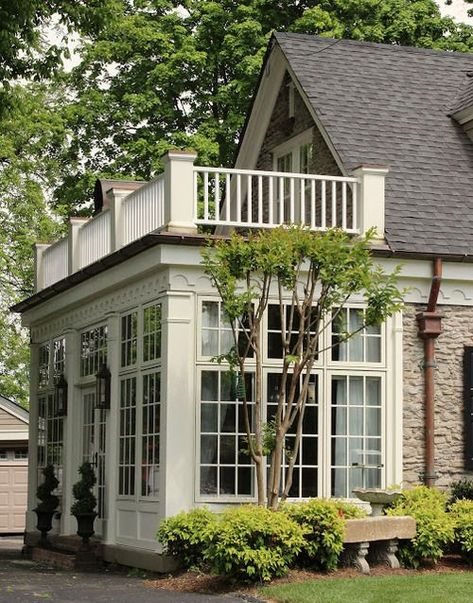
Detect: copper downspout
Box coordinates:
(416, 258, 443, 487)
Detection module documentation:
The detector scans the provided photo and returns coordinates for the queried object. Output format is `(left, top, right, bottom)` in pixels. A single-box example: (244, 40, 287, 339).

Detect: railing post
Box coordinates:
(161, 150, 198, 234)
(351, 165, 389, 238)
(108, 186, 131, 250)
(33, 243, 50, 292)
(68, 217, 87, 275)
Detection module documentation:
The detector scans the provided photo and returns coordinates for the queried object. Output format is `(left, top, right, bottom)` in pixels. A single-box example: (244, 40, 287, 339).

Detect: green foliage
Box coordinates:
(450, 499, 473, 562)
(157, 508, 216, 568)
(36, 465, 59, 513)
(387, 486, 454, 568)
(334, 501, 367, 520)
(282, 499, 354, 570)
(71, 461, 97, 515)
(450, 479, 473, 503)
(205, 505, 306, 582)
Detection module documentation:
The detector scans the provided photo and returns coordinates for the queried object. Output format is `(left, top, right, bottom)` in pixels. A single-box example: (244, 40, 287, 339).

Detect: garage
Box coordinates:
(0, 396, 29, 534)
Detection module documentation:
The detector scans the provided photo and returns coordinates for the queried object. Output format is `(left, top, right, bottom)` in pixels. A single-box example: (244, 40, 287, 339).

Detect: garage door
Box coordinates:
(0, 461, 28, 533)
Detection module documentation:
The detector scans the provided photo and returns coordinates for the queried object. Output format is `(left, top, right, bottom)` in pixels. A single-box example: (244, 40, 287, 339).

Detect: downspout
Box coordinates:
(416, 257, 443, 487)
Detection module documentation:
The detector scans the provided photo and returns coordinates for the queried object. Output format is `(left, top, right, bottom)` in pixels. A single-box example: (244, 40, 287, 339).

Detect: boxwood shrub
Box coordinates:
(204, 505, 306, 582)
(386, 486, 454, 568)
(450, 479, 473, 503)
(283, 499, 365, 570)
(450, 499, 473, 563)
(157, 507, 216, 568)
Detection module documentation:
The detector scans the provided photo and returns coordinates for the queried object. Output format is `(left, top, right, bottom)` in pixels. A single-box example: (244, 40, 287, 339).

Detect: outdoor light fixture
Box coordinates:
(95, 363, 111, 410)
(55, 373, 68, 417)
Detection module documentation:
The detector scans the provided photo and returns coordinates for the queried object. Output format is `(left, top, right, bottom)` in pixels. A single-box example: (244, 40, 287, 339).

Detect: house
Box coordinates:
(12, 32, 473, 569)
(0, 395, 29, 534)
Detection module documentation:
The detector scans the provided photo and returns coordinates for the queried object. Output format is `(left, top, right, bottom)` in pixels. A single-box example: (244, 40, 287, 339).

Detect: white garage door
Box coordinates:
(0, 461, 28, 533)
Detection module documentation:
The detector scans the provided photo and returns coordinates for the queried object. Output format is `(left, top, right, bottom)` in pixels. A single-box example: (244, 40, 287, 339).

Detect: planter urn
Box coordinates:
(73, 512, 98, 550)
(33, 508, 55, 547)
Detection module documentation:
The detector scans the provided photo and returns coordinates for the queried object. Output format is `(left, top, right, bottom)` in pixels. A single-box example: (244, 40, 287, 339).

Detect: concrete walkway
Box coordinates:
(0, 537, 250, 603)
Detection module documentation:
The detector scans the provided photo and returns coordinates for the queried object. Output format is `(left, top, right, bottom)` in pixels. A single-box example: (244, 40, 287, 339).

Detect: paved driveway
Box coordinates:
(0, 537, 250, 603)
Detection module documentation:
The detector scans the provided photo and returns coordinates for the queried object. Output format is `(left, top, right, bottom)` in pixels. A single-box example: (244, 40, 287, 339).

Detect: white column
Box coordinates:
(104, 312, 120, 545)
(162, 150, 198, 234)
(161, 292, 196, 519)
(351, 165, 389, 238)
(62, 328, 80, 535)
(68, 217, 87, 274)
(108, 189, 130, 250)
(34, 243, 50, 292)
(26, 341, 40, 533)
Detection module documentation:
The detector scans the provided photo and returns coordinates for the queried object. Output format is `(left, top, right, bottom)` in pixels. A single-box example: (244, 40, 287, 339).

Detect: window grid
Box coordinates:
(121, 312, 138, 368)
(119, 377, 136, 496)
(143, 304, 161, 362)
(331, 374, 382, 498)
(80, 325, 108, 377)
(266, 303, 318, 361)
(141, 372, 160, 497)
(200, 370, 254, 498)
(38, 344, 50, 388)
(332, 308, 382, 364)
(37, 393, 63, 488)
(53, 338, 66, 383)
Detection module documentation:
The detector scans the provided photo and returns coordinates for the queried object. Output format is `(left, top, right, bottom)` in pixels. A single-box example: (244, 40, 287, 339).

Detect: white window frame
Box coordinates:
(272, 128, 313, 174)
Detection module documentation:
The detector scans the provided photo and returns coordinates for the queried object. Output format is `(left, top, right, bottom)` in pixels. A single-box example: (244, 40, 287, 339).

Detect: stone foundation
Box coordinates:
(403, 304, 473, 487)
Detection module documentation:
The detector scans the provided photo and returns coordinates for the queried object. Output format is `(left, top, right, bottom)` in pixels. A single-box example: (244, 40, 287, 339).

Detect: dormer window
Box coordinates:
(273, 128, 313, 175)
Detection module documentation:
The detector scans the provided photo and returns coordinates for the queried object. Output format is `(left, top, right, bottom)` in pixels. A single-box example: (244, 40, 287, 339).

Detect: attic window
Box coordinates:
(288, 81, 295, 119)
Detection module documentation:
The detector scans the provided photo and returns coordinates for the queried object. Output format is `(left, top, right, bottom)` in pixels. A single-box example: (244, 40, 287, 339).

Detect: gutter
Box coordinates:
(416, 257, 443, 487)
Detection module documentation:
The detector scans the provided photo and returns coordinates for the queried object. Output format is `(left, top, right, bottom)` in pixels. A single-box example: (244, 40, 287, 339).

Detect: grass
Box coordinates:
(263, 572, 473, 603)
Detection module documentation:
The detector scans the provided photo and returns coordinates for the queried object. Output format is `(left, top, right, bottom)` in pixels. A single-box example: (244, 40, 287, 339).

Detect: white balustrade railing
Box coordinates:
(78, 210, 111, 269)
(42, 238, 69, 289)
(122, 174, 165, 245)
(193, 167, 359, 233)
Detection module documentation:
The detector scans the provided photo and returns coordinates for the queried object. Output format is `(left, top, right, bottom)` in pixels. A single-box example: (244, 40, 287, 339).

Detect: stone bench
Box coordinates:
(341, 516, 416, 574)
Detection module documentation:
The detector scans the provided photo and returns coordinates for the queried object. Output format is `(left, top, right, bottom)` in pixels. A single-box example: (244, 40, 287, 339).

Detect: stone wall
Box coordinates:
(403, 303, 473, 487)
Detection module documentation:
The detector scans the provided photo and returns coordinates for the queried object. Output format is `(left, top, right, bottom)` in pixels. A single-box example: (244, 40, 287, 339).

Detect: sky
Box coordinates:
(439, 0, 472, 22)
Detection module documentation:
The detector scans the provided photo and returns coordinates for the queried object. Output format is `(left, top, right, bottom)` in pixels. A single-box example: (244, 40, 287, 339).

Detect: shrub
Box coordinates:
(205, 505, 306, 582)
(157, 508, 216, 568)
(450, 479, 473, 503)
(386, 486, 454, 568)
(71, 462, 97, 515)
(283, 499, 352, 570)
(450, 499, 473, 562)
(334, 501, 367, 520)
(36, 464, 59, 513)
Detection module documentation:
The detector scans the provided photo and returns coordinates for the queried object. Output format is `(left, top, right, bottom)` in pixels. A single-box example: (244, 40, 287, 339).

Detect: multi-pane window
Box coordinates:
(119, 377, 137, 496)
(53, 338, 66, 383)
(143, 304, 161, 362)
(331, 375, 382, 498)
(267, 372, 319, 498)
(201, 301, 252, 358)
(141, 372, 160, 497)
(80, 325, 108, 376)
(38, 344, 50, 388)
(37, 393, 63, 487)
(332, 308, 382, 363)
(200, 370, 254, 497)
(267, 304, 318, 359)
(121, 312, 138, 367)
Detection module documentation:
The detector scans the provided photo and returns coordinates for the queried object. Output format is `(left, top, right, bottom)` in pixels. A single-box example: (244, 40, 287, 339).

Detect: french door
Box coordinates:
(81, 389, 107, 536)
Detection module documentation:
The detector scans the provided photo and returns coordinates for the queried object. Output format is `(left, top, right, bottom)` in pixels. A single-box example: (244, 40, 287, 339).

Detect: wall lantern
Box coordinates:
(55, 373, 68, 417)
(96, 364, 111, 410)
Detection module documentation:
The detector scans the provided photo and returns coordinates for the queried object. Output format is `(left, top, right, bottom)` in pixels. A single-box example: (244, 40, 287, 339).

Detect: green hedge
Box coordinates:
(450, 499, 473, 562)
(387, 486, 454, 568)
(204, 505, 306, 582)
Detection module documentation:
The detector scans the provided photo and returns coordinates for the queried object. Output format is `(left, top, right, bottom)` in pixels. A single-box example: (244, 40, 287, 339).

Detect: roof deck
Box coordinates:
(35, 151, 388, 292)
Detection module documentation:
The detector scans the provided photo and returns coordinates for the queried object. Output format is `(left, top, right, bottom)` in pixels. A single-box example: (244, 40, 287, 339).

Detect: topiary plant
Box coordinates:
(36, 464, 59, 512)
(71, 461, 97, 516)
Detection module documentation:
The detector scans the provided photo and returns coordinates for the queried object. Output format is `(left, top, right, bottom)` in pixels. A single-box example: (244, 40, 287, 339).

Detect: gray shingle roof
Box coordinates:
(450, 73, 473, 115)
(275, 33, 473, 256)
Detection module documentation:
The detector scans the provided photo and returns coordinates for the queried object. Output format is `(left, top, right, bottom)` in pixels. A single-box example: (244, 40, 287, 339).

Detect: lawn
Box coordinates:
(263, 572, 473, 603)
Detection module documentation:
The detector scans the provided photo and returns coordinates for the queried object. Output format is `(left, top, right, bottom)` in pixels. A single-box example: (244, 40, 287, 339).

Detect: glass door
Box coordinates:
(81, 389, 107, 537)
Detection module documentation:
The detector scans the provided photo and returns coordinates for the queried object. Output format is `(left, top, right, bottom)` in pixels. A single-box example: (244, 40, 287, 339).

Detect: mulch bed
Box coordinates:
(145, 555, 473, 597)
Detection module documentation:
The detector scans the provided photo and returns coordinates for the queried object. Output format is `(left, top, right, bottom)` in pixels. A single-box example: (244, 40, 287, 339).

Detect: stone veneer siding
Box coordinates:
(403, 303, 473, 487)
(256, 72, 340, 176)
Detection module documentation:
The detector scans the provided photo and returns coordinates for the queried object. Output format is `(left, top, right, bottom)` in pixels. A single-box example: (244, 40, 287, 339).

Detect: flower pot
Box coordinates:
(73, 512, 98, 550)
(33, 508, 55, 548)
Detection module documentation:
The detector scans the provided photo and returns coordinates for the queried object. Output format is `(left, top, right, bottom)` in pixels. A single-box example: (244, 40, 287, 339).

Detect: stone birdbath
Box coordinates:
(352, 488, 403, 516)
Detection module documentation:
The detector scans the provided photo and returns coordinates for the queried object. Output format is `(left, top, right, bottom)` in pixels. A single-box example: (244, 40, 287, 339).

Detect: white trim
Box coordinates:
(271, 128, 313, 168)
(0, 431, 29, 441)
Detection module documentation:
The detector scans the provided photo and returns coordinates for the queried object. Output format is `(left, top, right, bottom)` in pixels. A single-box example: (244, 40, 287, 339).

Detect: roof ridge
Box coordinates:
(274, 31, 473, 62)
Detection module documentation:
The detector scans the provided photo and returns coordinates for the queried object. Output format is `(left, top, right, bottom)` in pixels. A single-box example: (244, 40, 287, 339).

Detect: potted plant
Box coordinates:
(34, 464, 59, 547)
(71, 461, 97, 550)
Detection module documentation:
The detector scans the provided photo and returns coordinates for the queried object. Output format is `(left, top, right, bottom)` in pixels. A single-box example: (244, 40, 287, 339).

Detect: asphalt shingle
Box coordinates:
(275, 33, 473, 256)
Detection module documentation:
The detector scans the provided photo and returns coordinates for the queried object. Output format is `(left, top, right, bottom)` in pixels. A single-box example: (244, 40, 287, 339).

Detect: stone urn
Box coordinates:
(73, 512, 98, 550)
(352, 488, 403, 516)
(33, 508, 55, 547)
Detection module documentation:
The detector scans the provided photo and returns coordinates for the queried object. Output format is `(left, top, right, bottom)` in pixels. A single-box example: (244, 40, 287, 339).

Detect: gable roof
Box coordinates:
(274, 33, 473, 256)
(0, 395, 29, 424)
